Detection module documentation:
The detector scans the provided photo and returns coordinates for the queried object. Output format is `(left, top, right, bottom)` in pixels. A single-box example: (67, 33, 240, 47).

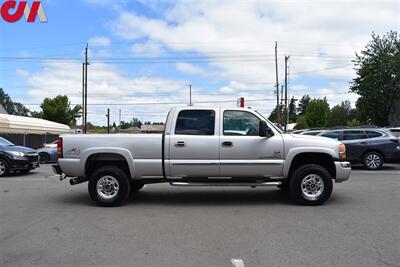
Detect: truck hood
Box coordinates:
(282, 133, 342, 149)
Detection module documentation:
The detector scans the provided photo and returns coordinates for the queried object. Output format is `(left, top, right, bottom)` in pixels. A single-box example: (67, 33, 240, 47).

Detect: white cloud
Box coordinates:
(176, 63, 206, 75)
(132, 41, 164, 57)
(88, 37, 111, 47)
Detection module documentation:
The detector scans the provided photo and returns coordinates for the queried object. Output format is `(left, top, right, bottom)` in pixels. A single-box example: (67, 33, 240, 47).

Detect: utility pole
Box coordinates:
(274, 42, 280, 127)
(119, 109, 121, 132)
(280, 85, 284, 106)
(84, 43, 89, 134)
(82, 63, 85, 133)
(189, 84, 192, 106)
(106, 108, 110, 134)
(284, 55, 290, 132)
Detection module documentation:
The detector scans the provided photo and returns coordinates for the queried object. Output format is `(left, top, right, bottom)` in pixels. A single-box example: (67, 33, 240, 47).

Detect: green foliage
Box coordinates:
(327, 101, 352, 127)
(120, 117, 143, 129)
(295, 115, 308, 129)
(350, 31, 400, 126)
(0, 88, 30, 116)
(268, 104, 284, 125)
(305, 98, 330, 128)
(288, 97, 297, 123)
(347, 118, 361, 127)
(297, 95, 311, 116)
(39, 95, 82, 126)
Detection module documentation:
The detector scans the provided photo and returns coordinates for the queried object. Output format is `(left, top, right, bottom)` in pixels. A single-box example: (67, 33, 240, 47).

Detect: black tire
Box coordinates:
(131, 181, 144, 193)
(0, 158, 9, 177)
(362, 151, 383, 170)
(88, 166, 131, 207)
(289, 164, 333, 206)
(39, 153, 50, 164)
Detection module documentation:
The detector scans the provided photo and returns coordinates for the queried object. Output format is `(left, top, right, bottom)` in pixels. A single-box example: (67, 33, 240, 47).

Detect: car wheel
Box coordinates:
(363, 152, 383, 170)
(39, 153, 50, 164)
(289, 164, 333, 206)
(88, 166, 131, 207)
(0, 159, 9, 177)
(131, 181, 144, 193)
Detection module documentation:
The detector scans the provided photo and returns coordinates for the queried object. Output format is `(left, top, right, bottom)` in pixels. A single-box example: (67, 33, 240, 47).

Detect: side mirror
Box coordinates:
(259, 121, 273, 137)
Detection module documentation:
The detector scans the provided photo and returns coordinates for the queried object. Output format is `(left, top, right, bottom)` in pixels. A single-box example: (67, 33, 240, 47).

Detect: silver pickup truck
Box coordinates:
(54, 106, 351, 206)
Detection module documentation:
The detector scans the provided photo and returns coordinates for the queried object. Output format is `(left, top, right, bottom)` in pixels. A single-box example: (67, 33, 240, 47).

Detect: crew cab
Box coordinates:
(53, 107, 351, 207)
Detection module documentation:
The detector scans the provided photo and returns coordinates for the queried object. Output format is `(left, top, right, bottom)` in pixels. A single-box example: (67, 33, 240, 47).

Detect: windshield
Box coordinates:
(0, 137, 14, 146)
(255, 110, 284, 134)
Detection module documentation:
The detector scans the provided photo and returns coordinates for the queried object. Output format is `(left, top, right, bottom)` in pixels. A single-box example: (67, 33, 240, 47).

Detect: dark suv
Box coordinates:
(318, 129, 400, 170)
(0, 137, 39, 177)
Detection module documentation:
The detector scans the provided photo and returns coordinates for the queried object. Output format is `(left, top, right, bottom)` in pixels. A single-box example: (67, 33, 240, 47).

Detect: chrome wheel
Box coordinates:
(300, 174, 325, 201)
(96, 176, 120, 200)
(365, 153, 382, 169)
(0, 160, 6, 176)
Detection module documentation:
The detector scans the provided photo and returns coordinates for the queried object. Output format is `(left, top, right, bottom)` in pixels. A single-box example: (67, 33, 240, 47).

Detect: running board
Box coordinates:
(170, 181, 282, 187)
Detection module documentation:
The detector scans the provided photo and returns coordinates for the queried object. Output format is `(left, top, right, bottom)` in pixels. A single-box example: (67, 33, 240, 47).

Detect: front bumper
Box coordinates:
(335, 161, 351, 183)
(9, 158, 39, 171)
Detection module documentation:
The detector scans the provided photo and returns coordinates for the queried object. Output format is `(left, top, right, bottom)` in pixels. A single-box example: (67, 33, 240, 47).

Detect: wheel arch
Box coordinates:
(83, 149, 135, 179)
(285, 152, 336, 180)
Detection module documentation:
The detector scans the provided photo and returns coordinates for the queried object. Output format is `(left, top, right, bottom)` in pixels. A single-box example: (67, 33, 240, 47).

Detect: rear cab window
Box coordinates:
(175, 110, 215, 135)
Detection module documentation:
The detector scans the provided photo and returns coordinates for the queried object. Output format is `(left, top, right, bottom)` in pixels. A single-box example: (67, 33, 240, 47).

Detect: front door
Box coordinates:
(168, 109, 220, 178)
(220, 110, 284, 178)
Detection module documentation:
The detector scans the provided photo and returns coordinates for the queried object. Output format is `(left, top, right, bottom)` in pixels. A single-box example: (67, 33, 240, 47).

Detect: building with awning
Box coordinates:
(0, 113, 70, 148)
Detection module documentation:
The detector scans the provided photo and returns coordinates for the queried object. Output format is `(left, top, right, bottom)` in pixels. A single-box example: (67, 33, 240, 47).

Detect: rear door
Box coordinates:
(341, 130, 369, 161)
(168, 109, 220, 178)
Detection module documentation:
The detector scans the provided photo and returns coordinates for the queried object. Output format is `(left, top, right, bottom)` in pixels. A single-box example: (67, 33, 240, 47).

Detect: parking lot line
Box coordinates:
(0, 178, 48, 181)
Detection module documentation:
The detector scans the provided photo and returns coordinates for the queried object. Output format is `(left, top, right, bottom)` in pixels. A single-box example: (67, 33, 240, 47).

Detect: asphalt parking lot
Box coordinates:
(1, 164, 399, 267)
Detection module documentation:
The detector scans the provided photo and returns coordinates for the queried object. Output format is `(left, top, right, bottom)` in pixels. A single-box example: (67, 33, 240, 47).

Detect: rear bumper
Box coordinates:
(385, 149, 400, 163)
(335, 161, 351, 183)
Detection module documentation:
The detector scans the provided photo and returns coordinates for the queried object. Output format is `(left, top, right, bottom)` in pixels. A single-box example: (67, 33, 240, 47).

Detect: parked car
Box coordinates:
(37, 145, 58, 164)
(300, 130, 325, 136)
(0, 137, 39, 177)
(53, 106, 351, 207)
(389, 128, 400, 139)
(318, 129, 400, 170)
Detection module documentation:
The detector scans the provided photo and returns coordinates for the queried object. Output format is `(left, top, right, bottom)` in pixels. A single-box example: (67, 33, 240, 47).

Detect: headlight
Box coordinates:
(338, 144, 346, 160)
(8, 151, 25, 158)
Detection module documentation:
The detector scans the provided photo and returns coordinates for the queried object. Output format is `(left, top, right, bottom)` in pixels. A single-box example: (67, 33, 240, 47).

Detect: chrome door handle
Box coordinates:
(222, 141, 233, 147)
(175, 141, 186, 147)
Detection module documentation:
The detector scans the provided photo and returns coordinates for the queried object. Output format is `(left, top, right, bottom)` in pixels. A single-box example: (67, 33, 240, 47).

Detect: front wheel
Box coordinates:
(289, 164, 333, 206)
(88, 166, 131, 207)
(363, 152, 383, 170)
(0, 159, 9, 177)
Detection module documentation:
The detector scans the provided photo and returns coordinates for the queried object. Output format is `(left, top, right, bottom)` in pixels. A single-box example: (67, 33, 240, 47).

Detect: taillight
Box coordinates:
(390, 139, 399, 144)
(57, 137, 63, 158)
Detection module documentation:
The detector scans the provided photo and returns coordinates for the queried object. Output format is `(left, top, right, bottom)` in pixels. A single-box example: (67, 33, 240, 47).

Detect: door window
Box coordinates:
(321, 131, 341, 140)
(342, 130, 368, 140)
(175, 110, 215, 135)
(366, 131, 383, 138)
(223, 110, 261, 136)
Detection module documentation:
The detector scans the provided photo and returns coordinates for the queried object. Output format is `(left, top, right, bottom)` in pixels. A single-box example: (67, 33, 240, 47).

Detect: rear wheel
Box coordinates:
(289, 164, 333, 206)
(88, 166, 131, 207)
(39, 153, 50, 164)
(0, 159, 9, 177)
(363, 152, 383, 170)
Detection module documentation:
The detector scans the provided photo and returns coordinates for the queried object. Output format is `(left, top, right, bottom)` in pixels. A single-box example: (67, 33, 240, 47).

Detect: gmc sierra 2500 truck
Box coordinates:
(53, 107, 351, 207)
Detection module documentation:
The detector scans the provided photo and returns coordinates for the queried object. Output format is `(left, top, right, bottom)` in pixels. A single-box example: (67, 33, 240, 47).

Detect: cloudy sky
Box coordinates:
(0, 0, 399, 125)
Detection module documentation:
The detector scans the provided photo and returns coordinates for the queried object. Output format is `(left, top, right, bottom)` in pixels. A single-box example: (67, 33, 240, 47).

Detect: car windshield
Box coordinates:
(0, 137, 14, 146)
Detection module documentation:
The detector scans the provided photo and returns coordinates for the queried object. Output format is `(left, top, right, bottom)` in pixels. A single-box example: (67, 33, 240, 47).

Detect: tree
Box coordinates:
(119, 117, 143, 129)
(0, 88, 30, 116)
(327, 100, 352, 127)
(350, 31, 400, 126)
(288, 97, 297, 123)
(39, 95, 82, 126)
(295, 115, 308, 129)
(297, 95, 311, 116)
(305, 98, 330, 128)
(268, 104, 284, 125)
